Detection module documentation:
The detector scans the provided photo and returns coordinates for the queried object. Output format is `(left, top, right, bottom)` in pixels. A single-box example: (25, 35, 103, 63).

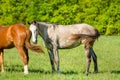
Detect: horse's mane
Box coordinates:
(37, 21, 58, 29)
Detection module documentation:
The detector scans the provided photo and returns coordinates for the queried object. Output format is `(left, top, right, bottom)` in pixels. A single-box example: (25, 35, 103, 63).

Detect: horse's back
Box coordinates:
(9, 24, 29, 46)
(53, 23, 99, 48)
(55, 23, 97, 37)
(10, 24, 28, 38)
(10, 24, 28, 32)
(0, 25, 9, 40)
(0, 25, 13, 49)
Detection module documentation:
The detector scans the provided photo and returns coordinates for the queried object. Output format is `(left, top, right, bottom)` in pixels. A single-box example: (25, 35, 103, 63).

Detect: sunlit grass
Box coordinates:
(0, 36, 120, 80)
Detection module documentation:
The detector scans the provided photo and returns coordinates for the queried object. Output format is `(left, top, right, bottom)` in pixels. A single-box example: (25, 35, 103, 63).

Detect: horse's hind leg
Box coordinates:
(90, 48, 98, 73)
(83, 38, 95, 75)
(84, 45, 91, 75)
(17, 47, 29, 74)
(0, 50, 4, 72)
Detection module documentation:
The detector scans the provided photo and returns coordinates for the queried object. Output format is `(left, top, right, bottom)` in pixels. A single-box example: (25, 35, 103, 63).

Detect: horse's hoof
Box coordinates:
(58, 71, 61, 74)
(86, 73, 88, 76)
(57, 69, 61, 74)
(93, 70, 98, 74)
(85, 72, 89, 76)
(1, 71, 5, 73)
(52, 70, 56, 74)
(24, 71, 29, 75)
(1, 69, 5, 73)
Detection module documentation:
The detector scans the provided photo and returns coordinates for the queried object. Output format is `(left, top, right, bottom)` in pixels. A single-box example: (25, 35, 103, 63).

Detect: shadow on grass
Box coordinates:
(61, 71, 78, 75)
(29, 69, 78, 75)
(5, 65, 23, 72)
(111, 70, 120, 74)
(4, 65, 50, 74)
(29, 69, 51, 74)
(5, 65, 78, 75)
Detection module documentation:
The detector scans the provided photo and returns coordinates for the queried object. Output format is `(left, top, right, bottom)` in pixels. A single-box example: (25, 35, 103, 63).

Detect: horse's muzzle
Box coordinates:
(32, 41, 37, 44)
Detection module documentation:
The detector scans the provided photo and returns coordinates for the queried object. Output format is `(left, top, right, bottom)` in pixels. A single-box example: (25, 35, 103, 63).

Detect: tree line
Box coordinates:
(0, 0, 120, 35)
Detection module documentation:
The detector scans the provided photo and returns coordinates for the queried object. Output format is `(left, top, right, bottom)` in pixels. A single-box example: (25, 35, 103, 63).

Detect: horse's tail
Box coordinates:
(25, 30, 44, 53)
(71, 29, 100, 40)
(94, 28, 100, 39)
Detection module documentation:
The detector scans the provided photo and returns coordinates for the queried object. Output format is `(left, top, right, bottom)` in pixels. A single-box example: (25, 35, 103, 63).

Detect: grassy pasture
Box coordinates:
(0, 36, 120, 80)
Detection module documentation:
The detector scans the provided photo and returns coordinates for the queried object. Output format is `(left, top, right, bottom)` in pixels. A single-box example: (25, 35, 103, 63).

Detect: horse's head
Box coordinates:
(28, 21, 38, 44)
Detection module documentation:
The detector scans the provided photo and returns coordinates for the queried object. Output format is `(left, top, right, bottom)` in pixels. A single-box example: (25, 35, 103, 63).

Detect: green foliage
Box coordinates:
(96, 25, 107, 35)
(0, 0, 120, 35)
(106, 25, 120, 36)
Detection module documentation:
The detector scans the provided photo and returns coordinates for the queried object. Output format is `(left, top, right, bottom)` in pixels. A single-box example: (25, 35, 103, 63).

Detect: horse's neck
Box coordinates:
(40, 23, 56, 41)
(38, 24, 48, 40)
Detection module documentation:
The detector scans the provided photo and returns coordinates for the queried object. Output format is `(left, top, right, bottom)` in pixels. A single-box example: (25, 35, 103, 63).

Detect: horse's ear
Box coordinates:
(33, 20, 37, 24)
(28, 22, 31, 25)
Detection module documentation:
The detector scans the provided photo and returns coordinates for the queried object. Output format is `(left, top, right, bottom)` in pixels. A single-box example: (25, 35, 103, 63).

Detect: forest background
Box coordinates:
(0, 0, 120, 35)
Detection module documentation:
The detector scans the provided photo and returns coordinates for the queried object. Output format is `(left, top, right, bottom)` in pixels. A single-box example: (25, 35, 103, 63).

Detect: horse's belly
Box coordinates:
(58, 40, 81, 49)
(0, 42, 14, 49)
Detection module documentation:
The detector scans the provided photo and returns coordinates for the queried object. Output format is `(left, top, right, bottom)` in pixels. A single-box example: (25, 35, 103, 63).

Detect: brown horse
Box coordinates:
(28, 21, 100, 75)
(0, 24, 44, 74)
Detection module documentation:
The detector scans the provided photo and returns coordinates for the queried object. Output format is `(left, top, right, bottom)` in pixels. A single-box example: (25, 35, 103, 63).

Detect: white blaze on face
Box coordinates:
(29, 24, 38, 43)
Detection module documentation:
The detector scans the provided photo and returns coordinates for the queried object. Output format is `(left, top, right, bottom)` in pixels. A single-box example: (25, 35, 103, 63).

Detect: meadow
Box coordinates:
(0, 36, 120, 80)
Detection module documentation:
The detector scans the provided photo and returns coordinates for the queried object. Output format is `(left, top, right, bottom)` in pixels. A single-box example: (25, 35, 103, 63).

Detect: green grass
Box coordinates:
(0, 36, 120, 80)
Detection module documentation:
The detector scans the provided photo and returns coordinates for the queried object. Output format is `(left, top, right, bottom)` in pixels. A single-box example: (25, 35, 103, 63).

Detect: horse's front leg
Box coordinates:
(84, 45, 91, 76)
(0, 50, 5, 72)
(48, 49, 55, 73)
(53, 45, 60, 73)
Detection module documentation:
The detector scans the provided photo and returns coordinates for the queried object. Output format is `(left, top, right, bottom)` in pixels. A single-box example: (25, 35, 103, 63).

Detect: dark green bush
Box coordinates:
(97, 26, 107, 35)
(105, 25, 119, 35)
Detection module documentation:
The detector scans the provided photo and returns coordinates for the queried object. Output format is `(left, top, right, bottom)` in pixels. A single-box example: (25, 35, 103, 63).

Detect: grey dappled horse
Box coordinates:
(28, 21, 100, 75)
